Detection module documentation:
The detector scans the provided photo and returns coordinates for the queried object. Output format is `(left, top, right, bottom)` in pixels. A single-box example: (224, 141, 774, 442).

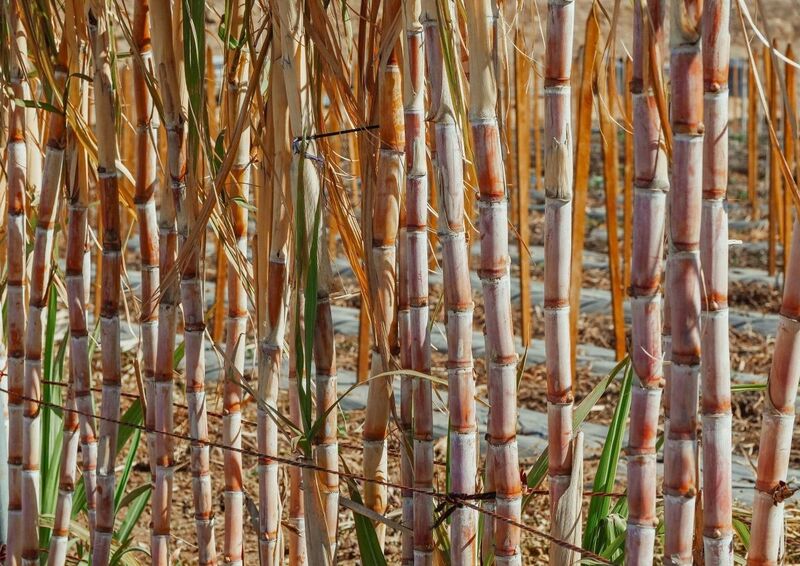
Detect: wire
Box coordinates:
(3, 385, 613, 563)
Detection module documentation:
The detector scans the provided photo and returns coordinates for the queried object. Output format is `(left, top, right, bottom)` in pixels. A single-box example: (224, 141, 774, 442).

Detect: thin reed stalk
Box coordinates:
(598, 60, 625, 360)
(766, 45, 780, 276)
(784, 44, 795, 263)
(623, 56, 633, 292)
(516, 28, 532, 346)
(533, 66, 542, 192)
(467, 0, 520, 562)
(748, 52, 759, 216)
(87, 2, 122, 562)
(568, 6, 599, 365)
(544, 0, 582, 562)
(6, 1, 31, 562)
(625, 0, 667, 562)
(664, 0, 703, 562)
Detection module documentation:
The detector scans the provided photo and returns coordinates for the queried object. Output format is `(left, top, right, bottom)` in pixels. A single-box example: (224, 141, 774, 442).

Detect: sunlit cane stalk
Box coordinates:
(625, 0, 667, 562)
(664, 0, 703, 562)
(87, 2, 123, 562)
(700, 0, 733, 562)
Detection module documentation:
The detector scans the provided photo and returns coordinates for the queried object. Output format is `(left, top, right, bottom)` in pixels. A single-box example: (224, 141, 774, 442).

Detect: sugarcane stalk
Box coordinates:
(287, 297, 307, 566)
(466, 0, 521, 562)
(6, 0, 31, 562)
(361, 15, 404, 550)
(400, 3, 424, 562)
(255, 34, 290, 565)
(701, 1, 733, 563)
(87, 2, 122, 563)
(310, 92, 340, 561)
(20, 26, 69, 566)
(664, 1, 703, 562)
(222, 5, 251, 563)
(625, 0, 667, 562)
(131, 0, 159, 485)
(357, 305, 371, 382)
(148, 0, 182, 561)
(47, 381, 78, 566)
(49, 5, 93, 560)
(184, 46, 220, 566)
(312, 228, 339, 558)
(401, 0, 425, 563)
(544, 0, 582, 562)
(422, 0, 478, 562)
(274, 0, 335, 561)
(747, 227, 800, 565)
(0, 82, 8, 552)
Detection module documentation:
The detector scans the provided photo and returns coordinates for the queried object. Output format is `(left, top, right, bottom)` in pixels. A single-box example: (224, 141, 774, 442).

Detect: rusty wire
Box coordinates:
(40, 378, 632, 498)
(4, 385, 614, 564)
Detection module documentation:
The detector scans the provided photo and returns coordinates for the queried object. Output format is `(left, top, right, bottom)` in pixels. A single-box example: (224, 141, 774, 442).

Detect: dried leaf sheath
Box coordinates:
(6, 1, 31, 562)
(664, 1, 703, 562)
(87, 2, 122, 563)
(543, 0, 581, 563)
(466, 0, 520, 562)
(700, 0, 733, 562)
(625, 0, 668, 562)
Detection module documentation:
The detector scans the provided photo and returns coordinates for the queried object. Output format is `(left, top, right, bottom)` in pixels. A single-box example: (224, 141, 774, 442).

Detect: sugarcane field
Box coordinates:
(7, 0, 800, 564)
